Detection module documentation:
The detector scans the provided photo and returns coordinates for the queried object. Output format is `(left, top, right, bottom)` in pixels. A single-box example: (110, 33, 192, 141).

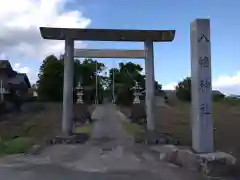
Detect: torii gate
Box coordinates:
(39, 19, 214, 153)
(39, 27, 175, 136)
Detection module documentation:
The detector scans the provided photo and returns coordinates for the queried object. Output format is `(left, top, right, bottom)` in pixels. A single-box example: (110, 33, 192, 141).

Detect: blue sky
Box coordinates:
(1, 0, 240, 94)
(70, 0, 240, 94)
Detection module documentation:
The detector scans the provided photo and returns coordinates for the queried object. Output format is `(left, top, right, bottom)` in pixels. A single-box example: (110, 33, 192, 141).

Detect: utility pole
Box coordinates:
(0, 80, 3, 102)
(95, 61, 98, 104)
(112, 68, 115, 104)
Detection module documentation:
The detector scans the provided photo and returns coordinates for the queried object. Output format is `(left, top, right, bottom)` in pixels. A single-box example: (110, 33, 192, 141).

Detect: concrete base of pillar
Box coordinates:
(150, 145, 236, 177)
(61, 130, 73, 137)
(146, 130, 158, 144)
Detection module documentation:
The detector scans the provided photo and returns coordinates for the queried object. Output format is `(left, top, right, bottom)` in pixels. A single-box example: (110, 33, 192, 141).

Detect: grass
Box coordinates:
(74, 123, 93, 135)
(0, 103, 95, 156)
(122, 122, 146, 138)
(0, 103, 62, 156)
(122, 99, 240, 172)
(152, 100, 240, 171)
(0, 137, 33, 155)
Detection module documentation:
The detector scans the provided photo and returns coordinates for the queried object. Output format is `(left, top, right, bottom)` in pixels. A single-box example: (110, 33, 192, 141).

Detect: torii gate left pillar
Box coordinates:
(62, 37, 74, 135)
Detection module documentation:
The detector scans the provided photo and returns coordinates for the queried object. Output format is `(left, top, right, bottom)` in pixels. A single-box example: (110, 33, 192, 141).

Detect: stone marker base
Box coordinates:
(134, 131, 180, 145)
(150, 145, 236, 177)
(46, 133, 89, 145)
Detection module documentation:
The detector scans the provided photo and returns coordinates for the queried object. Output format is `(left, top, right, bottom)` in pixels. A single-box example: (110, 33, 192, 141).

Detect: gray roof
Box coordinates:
(0, 60, 31, 88)
(212, 90, 224, 95)
(8, 73, 31, 88)
(0, 60, 13, 70)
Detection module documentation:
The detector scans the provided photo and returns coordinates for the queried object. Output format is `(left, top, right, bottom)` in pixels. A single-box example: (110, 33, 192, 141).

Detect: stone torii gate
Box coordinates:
(39, 27, 175, 135)
(39, 19, 214, 153)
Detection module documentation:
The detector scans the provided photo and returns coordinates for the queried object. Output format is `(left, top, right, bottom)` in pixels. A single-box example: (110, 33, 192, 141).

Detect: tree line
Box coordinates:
(36, 55, 162, 105)
(36, 55, 225, 105)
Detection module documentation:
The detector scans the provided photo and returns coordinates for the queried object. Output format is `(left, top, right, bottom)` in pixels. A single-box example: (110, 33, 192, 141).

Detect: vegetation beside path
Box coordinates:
(0, 103, 95, 156)
(74, 123, 93, 136)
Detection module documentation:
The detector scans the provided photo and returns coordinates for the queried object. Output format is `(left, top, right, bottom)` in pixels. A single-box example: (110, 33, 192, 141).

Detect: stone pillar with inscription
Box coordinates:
(190, 19, 214, 153)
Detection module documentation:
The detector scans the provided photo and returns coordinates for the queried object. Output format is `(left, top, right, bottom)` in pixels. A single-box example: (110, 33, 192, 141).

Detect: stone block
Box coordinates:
(150, 145, 236, 176)
(198, 152, 236, 176)
(150, 145, 178, 162)
(176, 149, 201, 171)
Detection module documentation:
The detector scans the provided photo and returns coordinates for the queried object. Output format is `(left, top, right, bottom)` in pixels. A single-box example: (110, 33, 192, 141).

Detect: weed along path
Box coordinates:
(0, 104, 206, 180)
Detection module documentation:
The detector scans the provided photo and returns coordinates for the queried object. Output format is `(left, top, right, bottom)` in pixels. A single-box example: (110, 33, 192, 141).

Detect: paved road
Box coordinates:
(0, 104, 206, 180)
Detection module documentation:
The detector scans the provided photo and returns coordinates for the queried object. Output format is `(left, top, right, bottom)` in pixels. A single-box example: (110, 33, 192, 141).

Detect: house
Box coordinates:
(29, 84, 38, 97)
(0, 60, 31, 101)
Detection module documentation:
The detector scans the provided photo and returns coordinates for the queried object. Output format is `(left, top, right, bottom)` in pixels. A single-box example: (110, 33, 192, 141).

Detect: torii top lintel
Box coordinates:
(39, 27, 175, 42)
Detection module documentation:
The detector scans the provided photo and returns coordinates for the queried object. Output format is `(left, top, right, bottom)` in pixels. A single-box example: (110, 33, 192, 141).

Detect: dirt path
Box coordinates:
(0, 104, 208, 180)
(90, 104, 132, 144)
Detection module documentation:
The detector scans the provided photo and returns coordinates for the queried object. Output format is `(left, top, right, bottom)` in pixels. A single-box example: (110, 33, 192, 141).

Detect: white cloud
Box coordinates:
(162, 71, 240, 95)
(13, 63, 30, 74)
(13, 63, 37, 84)
(162, 83, 177, 90)
(213, 72, 240, 88)
(0, 0, 91, 60)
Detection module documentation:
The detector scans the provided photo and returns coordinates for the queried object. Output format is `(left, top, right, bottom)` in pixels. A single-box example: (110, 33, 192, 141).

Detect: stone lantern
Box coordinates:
(132, 81, 142, 104)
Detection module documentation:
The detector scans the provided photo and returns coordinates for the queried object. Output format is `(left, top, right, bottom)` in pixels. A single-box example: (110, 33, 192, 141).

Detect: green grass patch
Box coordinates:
(222, 98, 240, 106)
(0, 137, 33, 155)
(74, 123, 93, 135)
(122, 122, 145, 136)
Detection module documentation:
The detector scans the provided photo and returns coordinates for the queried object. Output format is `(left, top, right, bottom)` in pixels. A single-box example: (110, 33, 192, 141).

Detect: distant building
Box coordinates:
(164, 90, 177, 100)
(212, 90, 225, 96)
(163, 89, 225, 100)
(0, 60, 31, 101)
(29, 84, 38, 97)
(226, 94, 240, 99)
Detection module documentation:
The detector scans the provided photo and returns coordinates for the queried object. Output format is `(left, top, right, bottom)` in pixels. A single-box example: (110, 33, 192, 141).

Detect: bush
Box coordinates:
(0, 102, 6, 115)
(129, 104, 146, 126)
(116, 89, 134, 106)
(176, 77, 191, 101)
(20, 102, 45, 113)
(213, 94, 225, 101)
(73, 104, 92, 124)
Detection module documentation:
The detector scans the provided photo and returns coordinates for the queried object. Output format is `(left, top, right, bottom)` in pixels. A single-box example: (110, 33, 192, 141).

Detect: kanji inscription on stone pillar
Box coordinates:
(191, 19, 214, 153)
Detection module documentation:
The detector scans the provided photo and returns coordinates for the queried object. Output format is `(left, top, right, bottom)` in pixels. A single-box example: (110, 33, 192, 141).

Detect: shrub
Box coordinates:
(129, 104, 146, 126)
(213, 94, 225, 101)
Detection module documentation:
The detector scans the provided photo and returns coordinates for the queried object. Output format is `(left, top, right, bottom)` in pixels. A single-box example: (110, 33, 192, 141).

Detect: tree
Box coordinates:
(74, 58, 105, 104)
(175, 77, 226, 102)
(175, 77, 191, 101)
(37, 55, 64, 101)
(106, 62, 162, 105)
(37, 56, 106, 102)
(106, 62, 145, 105)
